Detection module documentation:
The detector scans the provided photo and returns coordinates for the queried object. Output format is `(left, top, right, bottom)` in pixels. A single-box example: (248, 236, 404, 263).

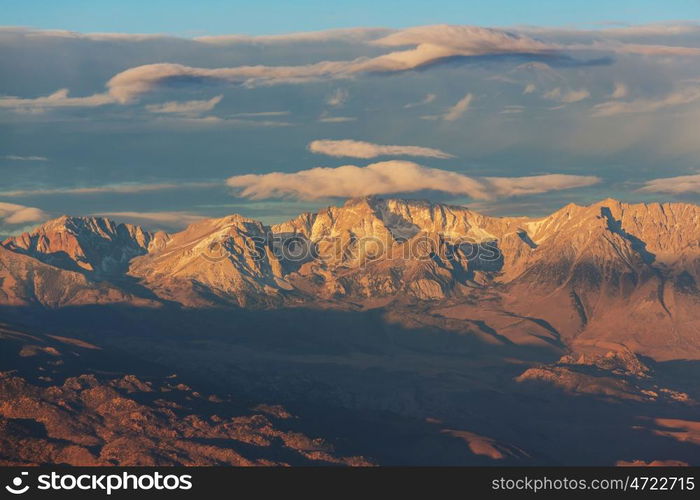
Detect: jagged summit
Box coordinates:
(128, 211, 289, 307)
(2, 215, 158, 277)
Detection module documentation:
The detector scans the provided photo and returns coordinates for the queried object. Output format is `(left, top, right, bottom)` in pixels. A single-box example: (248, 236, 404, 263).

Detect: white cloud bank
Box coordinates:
(102, 25, 553, 104)
(5, 23, 700, 113)
(226, 161, 599, 200)
(308, 139, 454, 159)
(638, 173, 700, 194)
(1, 25, 554, 109)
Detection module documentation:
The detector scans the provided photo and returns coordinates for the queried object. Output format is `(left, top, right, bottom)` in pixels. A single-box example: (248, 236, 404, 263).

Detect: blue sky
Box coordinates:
(2, 0, 699, 35)
(1, 3, 700, 235)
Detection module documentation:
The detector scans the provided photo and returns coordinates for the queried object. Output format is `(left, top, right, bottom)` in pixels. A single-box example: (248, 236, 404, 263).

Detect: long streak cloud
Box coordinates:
(226, 161, 600, 200)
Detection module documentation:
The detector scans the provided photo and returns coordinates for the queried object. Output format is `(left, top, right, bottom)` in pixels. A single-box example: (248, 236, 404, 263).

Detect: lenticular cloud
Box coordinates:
(308, 140, 454, 159)
(226, 161, 600, 200)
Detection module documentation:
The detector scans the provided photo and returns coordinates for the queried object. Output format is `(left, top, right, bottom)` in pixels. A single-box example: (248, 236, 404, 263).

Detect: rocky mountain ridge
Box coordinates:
(2, 197, 700, 359)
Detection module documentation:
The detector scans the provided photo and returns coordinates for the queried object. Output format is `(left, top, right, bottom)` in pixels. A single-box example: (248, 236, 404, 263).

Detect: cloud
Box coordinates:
(556, 39, 700, 57)
(596, 22, 700, 38)
(487, 26, 700, 56)
(543, 87, 590, 103)
(145, 95, 222, 114)
(318, 116, 356, 123)
(227, 111, 289, 118)
(194, 27, 392, 45)
(227, 161, 486, 199)
(308, 139, 454, 159)
(15, 23, 696, 113)
(103, 62, 331, 102)
(611, 43, 700, 56)
(93, 211, 206, 230)
(0, 27, 174, 42)
(226, 161, 599, 200)
(148, 115, 292, 128)
(0, 88, 115, 110)
(5, 23, 700, 112)
(3, 155, 48, 161)
(325, 88, 348, 107)
(15, 25, 552, 106)
(373, 25, 553, 54)
(5, 21, 700, 181)
(500, 105, 525, 114)
(516, 22, 700, 41)
(404, 93, 437, 108)
(611, 82, 628, 99)
(0, 181, 218, 197)
(592, 86, 700, 116)
(0, 202, 48, 224)
(638, 173, 700, 194)
(15, 23, 699, 50)
(442, 93, 473, 121)
(482, 174, 600, 197)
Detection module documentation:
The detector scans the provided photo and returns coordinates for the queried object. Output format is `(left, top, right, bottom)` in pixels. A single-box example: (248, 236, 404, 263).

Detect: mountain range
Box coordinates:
(2, 197, 699, 466)
(3, 196, 699, 360)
